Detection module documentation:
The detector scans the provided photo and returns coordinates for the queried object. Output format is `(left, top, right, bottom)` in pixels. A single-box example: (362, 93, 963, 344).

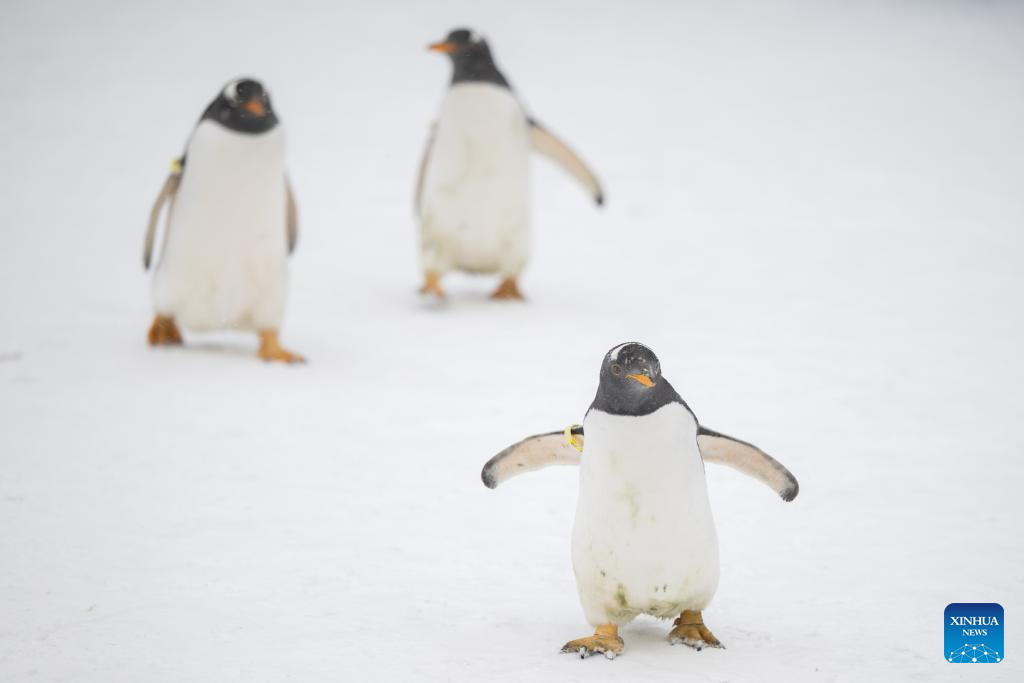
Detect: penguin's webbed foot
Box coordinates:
(560, 624, 623, 660)
(257, 330, 306, 364)
(147, 315, 183, 346)
(668, 610, 724, 650)
(419, 271, 446, 300)
(490, 277, 524, 301)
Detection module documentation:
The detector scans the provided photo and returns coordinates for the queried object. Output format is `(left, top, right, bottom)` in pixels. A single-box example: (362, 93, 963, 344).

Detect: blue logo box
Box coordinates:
(945, 603, 1003, 663)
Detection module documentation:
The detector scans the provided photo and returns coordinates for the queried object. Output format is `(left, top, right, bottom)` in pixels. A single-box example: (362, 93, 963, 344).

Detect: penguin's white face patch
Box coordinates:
(609, 342, 653, 363)
(609, 343, 629, 362)
(223, 80, 241, 104)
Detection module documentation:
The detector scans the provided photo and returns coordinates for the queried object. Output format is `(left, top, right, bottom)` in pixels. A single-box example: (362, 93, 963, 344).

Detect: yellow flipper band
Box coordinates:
(170, 158, 183, 175)
(564, 424, 584, 453)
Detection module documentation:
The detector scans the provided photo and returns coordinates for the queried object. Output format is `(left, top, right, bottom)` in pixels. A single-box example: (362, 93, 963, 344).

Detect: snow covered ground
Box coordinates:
(1, 0, 1022, 680)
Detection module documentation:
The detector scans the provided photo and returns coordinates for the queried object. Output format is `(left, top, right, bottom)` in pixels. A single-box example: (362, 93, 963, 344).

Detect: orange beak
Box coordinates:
(242, 99, 266, 116)
(626, 373, 655, 388)
(429, 41, 457, 53)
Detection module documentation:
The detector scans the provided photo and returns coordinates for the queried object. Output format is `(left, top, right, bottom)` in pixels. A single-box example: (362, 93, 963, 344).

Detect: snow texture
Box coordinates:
(1, 1, 1022, 681)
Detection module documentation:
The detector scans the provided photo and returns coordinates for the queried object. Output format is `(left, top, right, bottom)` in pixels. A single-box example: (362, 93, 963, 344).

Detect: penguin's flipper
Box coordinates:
(697, 426, 799, 502)
(528, 120, 604, 206)
(414, 122, 436, 214)
(481, 427, 584, 488)
(143, 168, 181, 270)
(286, 177, 298, 254)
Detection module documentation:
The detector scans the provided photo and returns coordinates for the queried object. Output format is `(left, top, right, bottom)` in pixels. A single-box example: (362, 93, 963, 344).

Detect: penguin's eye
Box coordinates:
(611, 364, 622, 376)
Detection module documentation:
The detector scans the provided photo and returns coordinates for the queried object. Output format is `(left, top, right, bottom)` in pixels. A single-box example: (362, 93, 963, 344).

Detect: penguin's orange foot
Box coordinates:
(561, 624, 623, 660)
(147, 315, 183, 346)
(419, 272, 446, 299)
(490, 277, 524, 301)
(668, 610, 724, 650)
(257, 330, 305, 364)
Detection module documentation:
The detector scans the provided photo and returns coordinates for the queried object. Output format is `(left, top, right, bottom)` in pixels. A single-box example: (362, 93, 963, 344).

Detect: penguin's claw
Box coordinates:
(257, 330, 305, 364)
(147, 315, 183, 346)
(560, 625, 623, 660)
(490, 277, 524, 301)
(258, 347, 306, 364)
(669, 636, 719, 650)
(419, 272, 446, 299)
(668, 610, 724, 650)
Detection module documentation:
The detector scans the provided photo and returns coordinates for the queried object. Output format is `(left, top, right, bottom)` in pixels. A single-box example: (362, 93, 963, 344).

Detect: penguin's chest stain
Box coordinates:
(587, 450, 702, 615)
(606, 452, 662, 529)
(611, 480, 646, 528)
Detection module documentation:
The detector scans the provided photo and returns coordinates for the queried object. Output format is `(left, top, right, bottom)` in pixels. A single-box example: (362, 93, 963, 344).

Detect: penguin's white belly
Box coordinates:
(152, 121, 288, 332)
(572, 404, 719, 626)
(420, 83, 530, 275)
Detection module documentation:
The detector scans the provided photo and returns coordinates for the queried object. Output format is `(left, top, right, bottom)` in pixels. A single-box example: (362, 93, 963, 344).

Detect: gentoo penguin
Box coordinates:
(143, 78, 303, 363)
(416, 28, 604, 300)
(481, 343, 799, 659)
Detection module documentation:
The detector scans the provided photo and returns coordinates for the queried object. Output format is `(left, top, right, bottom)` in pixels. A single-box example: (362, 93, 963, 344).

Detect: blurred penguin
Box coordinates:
(416, 28, 604, 300)
(143, 78, 303, 362)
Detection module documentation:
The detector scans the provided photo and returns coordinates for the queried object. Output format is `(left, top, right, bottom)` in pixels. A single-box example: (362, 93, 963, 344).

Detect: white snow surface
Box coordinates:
(1, 1, 1022, 681)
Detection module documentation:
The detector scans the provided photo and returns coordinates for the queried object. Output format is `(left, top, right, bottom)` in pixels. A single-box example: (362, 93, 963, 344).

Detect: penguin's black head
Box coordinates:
(201, 78, 279, 134)
(428, 28, 509, 88)
(591, 343, 683, 416)
(430, 28, 480, 54)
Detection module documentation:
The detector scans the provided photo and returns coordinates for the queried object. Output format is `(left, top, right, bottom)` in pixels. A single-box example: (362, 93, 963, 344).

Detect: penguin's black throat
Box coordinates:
(201, 78, 279, 134)
(590, 342, 691, 417)
(430, 28, 510, 88)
